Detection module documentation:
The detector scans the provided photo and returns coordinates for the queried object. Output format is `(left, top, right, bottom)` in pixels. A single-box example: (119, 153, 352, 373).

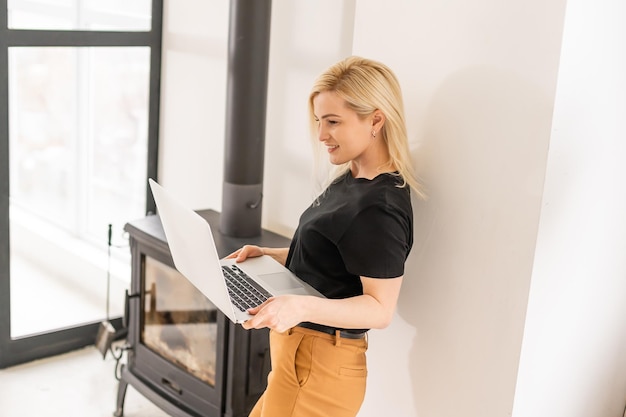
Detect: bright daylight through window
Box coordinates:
(8, 0, 152, 337)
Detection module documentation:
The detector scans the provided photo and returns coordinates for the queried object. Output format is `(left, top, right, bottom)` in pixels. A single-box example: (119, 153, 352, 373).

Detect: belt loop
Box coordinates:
(334, 330, 342, 346)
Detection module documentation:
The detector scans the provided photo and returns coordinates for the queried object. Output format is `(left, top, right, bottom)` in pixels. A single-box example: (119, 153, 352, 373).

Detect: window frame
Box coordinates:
(0, 0, 161, 368)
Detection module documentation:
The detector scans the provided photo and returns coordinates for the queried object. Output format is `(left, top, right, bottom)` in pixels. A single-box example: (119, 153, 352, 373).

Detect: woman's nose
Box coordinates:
(317, 125, 327, 142)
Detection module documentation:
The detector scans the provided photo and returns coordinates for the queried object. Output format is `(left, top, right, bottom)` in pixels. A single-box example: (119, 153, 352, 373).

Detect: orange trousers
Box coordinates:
(249, 326, 368, 417)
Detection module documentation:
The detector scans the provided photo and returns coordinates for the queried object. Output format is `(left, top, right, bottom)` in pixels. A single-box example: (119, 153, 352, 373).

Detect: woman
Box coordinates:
(227, 56, 422, 417)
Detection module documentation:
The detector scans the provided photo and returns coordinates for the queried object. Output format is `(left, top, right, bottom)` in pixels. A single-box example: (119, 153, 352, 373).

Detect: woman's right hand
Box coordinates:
(226, 245, 290, 266)
(225, 245, 265, 262)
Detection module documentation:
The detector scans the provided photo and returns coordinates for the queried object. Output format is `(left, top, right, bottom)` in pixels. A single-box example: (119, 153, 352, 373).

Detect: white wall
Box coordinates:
(512, 0, 626, 416)
(158, 0, 229, 210)
(351, 1, 566, 416)
(159, 1, 626, 417)
(262, 0, 356, 236)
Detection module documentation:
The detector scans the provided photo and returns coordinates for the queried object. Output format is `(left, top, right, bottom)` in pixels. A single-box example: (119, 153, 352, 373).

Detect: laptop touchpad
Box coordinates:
(259, 272, 304, 291)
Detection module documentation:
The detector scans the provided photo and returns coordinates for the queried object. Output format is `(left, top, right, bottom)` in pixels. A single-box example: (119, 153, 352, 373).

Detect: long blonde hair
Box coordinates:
(308, 56, 425, 198)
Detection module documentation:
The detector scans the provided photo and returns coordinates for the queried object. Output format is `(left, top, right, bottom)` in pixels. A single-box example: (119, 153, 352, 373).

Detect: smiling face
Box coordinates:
(313, 91, 387, 178)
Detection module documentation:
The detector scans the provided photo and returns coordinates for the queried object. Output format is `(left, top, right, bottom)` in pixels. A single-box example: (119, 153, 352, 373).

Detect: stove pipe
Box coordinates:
(220, 0, 272, 238)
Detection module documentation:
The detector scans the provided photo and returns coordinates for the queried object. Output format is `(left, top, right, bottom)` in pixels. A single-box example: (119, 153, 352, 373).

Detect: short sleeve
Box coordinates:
(337, 204, 412, 278)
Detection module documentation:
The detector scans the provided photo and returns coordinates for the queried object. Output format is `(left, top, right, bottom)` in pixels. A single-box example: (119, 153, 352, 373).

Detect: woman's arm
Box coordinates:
(225, 245, 290, 266)
(242, 275, 404, 333)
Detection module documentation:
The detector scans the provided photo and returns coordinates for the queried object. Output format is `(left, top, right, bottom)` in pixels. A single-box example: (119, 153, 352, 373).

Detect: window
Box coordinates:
(9, 46, 151, 336)
(0, 0, 161, 367)
(8, 0, 152, 31)
(9, 46, 150, 245)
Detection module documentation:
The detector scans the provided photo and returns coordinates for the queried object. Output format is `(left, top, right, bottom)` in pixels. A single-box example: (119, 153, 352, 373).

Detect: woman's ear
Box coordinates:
(372, 110, 386, 131)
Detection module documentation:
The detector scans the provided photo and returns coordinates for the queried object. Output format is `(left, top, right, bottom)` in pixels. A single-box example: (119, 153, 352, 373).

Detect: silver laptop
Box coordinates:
(148, 178, 325, 324)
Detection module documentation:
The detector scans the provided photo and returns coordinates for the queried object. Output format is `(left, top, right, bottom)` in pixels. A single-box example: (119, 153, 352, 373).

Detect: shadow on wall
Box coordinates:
(397, 66, 553, 417)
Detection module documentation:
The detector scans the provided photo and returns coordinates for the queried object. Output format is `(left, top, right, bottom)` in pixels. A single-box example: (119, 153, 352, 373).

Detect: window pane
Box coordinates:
(88, 47, 150, 239)
(9, 46, 151, 336)
(8, 0, 152, 31)
(9, 47, 78, 228)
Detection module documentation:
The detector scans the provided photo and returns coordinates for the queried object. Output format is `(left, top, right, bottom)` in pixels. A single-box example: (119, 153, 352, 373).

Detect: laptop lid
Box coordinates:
(148, 178, 243, 323)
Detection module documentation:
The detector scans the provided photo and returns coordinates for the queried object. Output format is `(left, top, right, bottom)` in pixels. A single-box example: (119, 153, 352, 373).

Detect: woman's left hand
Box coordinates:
(241, 295, 305, 333)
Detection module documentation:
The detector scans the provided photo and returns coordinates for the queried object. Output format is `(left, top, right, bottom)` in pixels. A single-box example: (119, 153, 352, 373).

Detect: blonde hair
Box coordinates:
(307, 56, 425, 199)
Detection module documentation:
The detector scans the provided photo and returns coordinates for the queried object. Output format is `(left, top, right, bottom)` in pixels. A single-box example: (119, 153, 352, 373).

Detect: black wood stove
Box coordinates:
(114, 209, 289, 417)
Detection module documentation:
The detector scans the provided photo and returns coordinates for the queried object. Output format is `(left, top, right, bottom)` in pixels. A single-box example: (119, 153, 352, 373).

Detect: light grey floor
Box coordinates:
(0, 344, 170, 417)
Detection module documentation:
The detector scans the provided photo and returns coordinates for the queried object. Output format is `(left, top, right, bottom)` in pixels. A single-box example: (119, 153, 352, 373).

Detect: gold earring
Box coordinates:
(371, 130, 376, 138)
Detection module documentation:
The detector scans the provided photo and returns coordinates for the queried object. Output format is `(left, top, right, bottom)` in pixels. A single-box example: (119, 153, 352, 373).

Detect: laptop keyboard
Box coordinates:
(222, 265, 272, 312)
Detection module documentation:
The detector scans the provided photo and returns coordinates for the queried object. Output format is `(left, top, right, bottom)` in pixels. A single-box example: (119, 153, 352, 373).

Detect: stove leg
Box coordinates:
(113, 366, 129, 417)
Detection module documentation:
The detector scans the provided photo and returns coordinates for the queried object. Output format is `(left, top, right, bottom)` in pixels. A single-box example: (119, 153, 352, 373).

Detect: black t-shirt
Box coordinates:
(286, 171, 414, 300)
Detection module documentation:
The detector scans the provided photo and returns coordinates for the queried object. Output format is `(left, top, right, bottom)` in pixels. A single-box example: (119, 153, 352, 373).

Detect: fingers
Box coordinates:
(241, 298, 273, 330)
(224, 249, 238, 259)
(240, 296, 301, 333)
(224, 246, 246, 259)
(247, 298, 271, 315)
(242, 298, 274, 330)
(225, 245, 264, 262)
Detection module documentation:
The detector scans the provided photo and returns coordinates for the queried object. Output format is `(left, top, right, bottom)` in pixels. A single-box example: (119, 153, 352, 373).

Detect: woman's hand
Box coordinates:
(226, 245, 290, 266)
(225, 245, 264, 262)
(242, 295, 307, 333)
